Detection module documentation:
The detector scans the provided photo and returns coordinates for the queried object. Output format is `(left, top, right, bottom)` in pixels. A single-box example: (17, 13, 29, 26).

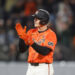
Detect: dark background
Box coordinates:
(0, 0, 75, 62)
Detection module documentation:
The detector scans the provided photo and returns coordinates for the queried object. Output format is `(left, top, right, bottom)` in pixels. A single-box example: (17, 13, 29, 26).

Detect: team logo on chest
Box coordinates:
(48, 42, 54, 46)
(32, 33, 46, 45)
(37, 35, 45, 45)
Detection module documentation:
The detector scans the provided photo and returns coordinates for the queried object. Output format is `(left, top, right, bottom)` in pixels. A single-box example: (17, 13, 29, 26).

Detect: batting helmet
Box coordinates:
(32, 9, 50, 25)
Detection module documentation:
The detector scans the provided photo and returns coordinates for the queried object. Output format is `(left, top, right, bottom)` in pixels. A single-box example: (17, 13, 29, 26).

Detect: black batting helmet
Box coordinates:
(32, 9, 50, 25)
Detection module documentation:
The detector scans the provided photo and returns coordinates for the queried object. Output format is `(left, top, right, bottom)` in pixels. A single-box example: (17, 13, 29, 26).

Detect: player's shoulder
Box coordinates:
(27, 28, 37, 34)
(47, 29, 57, 44)
(48, 29, 56, 36)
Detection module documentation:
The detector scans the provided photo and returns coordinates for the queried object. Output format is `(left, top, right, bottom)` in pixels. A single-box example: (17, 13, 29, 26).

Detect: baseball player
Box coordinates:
(15, 9, 57, 75)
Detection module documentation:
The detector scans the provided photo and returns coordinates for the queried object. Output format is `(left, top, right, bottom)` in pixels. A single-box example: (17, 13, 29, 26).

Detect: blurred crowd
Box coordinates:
(0, 0, 75, 61)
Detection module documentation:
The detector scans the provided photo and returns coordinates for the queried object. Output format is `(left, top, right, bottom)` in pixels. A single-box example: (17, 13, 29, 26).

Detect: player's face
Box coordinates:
(34, 18, 41, 28)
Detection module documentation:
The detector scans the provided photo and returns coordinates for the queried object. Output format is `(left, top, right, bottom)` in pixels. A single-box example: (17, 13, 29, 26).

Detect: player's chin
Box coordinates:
(34, 24, 40, 28)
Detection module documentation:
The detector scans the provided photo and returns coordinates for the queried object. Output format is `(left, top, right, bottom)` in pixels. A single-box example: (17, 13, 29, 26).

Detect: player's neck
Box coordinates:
(38, 25, 48, 32)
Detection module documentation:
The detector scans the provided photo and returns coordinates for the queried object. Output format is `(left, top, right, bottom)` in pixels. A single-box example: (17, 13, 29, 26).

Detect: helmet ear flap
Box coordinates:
(40, 19, 49, 25)
(40, 20, 46, 25)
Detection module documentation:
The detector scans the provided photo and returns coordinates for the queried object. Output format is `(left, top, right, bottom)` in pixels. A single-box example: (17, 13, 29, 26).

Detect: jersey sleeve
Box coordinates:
(27, 28, 37, 37)
(27, 29, 34, 35)
(44, 32, 57, 51)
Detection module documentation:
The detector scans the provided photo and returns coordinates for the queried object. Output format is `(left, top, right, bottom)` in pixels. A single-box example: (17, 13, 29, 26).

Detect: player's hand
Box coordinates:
(15, 23, 34, 45)
(24, 26, 27, 33)
(15, 23, 25, 36)
(15, 23, 28, 45)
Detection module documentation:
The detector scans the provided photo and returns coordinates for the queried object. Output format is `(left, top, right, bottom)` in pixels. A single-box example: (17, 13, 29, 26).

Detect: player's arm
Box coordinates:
(19, 39, 29, 53)
(31, 32, 57, 56)
(31, 43, 52, 55)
